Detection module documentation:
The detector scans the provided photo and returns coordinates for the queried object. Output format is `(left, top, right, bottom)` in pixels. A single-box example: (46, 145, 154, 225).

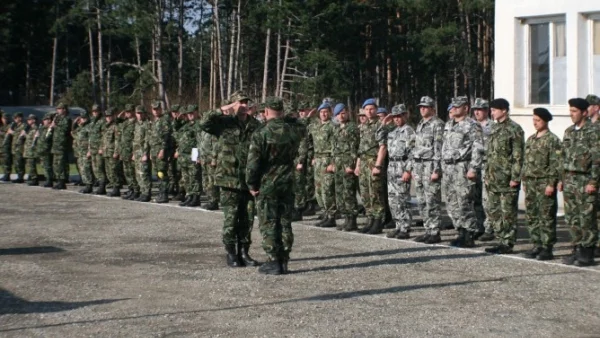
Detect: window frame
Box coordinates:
(588, 13, 600, 95)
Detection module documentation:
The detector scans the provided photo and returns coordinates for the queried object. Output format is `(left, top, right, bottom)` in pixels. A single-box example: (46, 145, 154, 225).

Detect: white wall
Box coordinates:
(494, 0, 600, 211)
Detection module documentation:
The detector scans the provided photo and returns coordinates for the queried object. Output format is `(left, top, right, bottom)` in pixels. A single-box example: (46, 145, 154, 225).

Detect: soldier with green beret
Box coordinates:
(8, 112, 27, 183)
(148, 100, 172, 203)
(101, 107, 120, 197)
(23, 114, 39, 185)
(50, 102, 72, 190)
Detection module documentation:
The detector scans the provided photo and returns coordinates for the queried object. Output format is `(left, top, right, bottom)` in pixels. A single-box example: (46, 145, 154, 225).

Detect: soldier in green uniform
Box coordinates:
(148, 101, 172, 203)
(37, 113, 54, 187)
(199, 118, 220, 210)
(8, 112, 27, 183)
(246, 97, 300, 275)
(332, 103, 360, 231)
(560, 98, 599, 266)
(0, 111, 12, 181)
(176, 105, 202, 207)
(73, 111, 94, 193)
(168, 104, 183, 199)
(89, 104, 107, 194)
(300, 103, 318, 217)
(484, 99, 524, 254)
(289, 103, 310, 221)
(23, 114, 39, 186)
(199, 91, 261, 268)
(585, 94, 600, 257)
(118, 106, 139, 200)
(101, 108, 120, 197)
(49, 103, 72, 190)
(521, 108, 561, 261)
(132, 105, 152, 202)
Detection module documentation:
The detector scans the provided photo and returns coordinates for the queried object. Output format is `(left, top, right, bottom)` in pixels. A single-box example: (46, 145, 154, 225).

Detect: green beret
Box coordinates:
(151, 100, 162, 109)
(104, 107, 116, 116)
(135, 105, 146, 114)
(91, 103, 100, 111)
(265, 97, 284, 111)
(229, 91, 250, 103)
(586, 94, 600, 106)
(124, 104, 134, 112)
(170, 104, 181, 112)
(79, 110, 89, 119)
(56, 103, 67, 109)
(43, 113, 54, 120)
(185, 104, 198, 114)
(27, 114, 37, 120)
(13, 112, 23, 118)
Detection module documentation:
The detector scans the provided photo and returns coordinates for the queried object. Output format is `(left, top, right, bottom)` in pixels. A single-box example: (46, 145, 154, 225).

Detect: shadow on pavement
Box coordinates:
(292, 246, 445, 262)
(0, 288, 129, 315)
(0, 246, 65, 256)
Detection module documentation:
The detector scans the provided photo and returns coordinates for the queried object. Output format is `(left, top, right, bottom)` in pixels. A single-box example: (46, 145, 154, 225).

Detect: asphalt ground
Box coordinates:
(1, 182, 599, 337)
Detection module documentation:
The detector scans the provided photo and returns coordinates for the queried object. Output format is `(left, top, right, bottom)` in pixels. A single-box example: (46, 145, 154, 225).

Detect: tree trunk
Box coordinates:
(135, 35, 143, 105)
(106, 36, 112, 106)
(49, 36, 58, 106)
(97, 5, 105, 109)
(209, 28, 215, 108)
(233, 0, 241, 91)
(275, 1, 282, 98)
(213, 0, 224, 102)
(25, 44, 31, 104)
(88, 18, 97, 105)
(154, 0, 167, 106)
(198, 3, 205, 110)
(177, 0, 184, 102)
(279, 20, 291, 97)
(226, 6, 236, 97)
(262, 6, 271, 101)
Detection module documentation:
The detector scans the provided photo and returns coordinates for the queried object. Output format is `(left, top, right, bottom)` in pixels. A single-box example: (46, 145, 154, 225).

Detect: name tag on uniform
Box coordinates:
(191, 148, 199, 162)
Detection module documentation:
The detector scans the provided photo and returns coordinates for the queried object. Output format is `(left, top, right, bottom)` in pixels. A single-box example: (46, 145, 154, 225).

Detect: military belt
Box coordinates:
(389, 156, 408, 161)
(413, 158, 432, 163)
(314, 153, 332, 158)
(443, 158, 470, 164)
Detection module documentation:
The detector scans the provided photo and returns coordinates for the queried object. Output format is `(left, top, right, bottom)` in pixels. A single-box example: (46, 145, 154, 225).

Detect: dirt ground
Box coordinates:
(1, 183, 599, 337)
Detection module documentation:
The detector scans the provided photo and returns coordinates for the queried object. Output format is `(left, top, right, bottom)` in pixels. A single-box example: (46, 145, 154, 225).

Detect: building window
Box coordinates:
(593, 19, 600, 94)
(527, 19, 566, 105)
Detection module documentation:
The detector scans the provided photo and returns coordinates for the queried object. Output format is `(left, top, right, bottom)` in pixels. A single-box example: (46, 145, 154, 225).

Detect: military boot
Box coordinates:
(154, 187, 169, 203)
(522, 247, 542, 259)
(240, 244, 260, 266)
(121, 189, 134, 199)
(424, 233, 442, 244)
(27, 180, 39, 186)
(95, 181, 107, 195)
(129, 191, 141, 200)
(450, 228, 467, 247)
(12, 176, 25, 184)
(0, 175, 10, 182)
(360, 217, 374, 233)
(536, 247, 554, 261)
(343, 216, 358, 231)
(190, 195, 201, 207)
(43, 180, 53, 188)
(108, 186, 121, 197)
(225, 245, 243, 267)
(562, 246, 578, 265)
(292, 209, 303, 222)
(136, 194, 151, 202)
(52, 180, 66, 190)
(318, 216, 336, 228)
(413, 233, 430, 242)
(484, 244, 513, 254)
(302, 203, 316, 217)
(575, 246, 595, 267)
(336, 217, 347, 231)
(258, 260, 284, 275)
(79, 185, 93, 194)
(478, 232, 495, 242)
(367, 218, 384, 234)
(179, 195, 192, 207)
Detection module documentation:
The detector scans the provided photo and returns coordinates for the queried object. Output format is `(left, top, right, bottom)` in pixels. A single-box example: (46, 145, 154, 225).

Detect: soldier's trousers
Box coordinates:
(122, 158, 139, 192)
(202, 162, 219, 204)
(358, 157, 386, 220)
(474, 168, 491, 233)
(168, 157, 179, 191)
(40, 154, 53, 182)
(135, 157, 151, 195)
(180, 160, 201, 196)
(524, 178, 557, 249)
(293, 166, 307, 210)
(387, 161, 412, 231)
(52, 152, 67, 182)
(91, 153, 106, 183)
(563, 173, 598, 248)
(306, 159, 316, 203)
(1, 151, 11, 176)
(334, 156, 358, 216)
(103, 157, 119, 188)
(220, 188, 252, 246)
(487, 188, 519, 247)
(12, 151, 25, 178)
(77, 156, 93, 185)
(25, 158, 38, 182)
(442, 162, 478, 232)
(413, 161, 441, 234)
(150, 155, 169, 192)
(314, 157, 336, 217)
(257, 192, 294, 261)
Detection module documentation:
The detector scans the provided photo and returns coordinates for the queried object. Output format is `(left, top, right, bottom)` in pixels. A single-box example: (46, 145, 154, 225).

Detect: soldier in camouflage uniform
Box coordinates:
(331, 103, 359, 231)
(309, 102, 337, 228)
(37, 113, 54, 187)
(50, 103, 72, 190)
(290, 106, 309, 221)
(412, 96, 444, 242)
(560, 98, 599, 266)
(199, 91, 261, 268)
(117, 106, 139, 200)
(380, 104, 415, 239)
(199, 123, 219, 210)
(132, 105, 152, 202)
(300, 103, 318, 217)
(484, 99, 524, 254)
(246, 97, 300, 275)
(8, 112, 27, 183)
(0, 111, 12, 181)
(521, 108, 561, 261)
(73, 111, 94, 193)
(471, 98, 496, 241)
(101, 108, 120, 197)
(88, 104, 107, 194)
(148, 101, 172, 203)
(176, 105, 202, 207)
(356, 99, 388, 234)
(442, 96, 484, 247)
(23, 114, 39, 186)
(585, 94, 600, 256)
(168, 104, 183, 198)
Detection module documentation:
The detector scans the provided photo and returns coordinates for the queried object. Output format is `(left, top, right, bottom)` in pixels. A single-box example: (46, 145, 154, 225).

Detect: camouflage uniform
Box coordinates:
(148, 102, 173, 202)
(246, 100, 300, 273)
(168, 105, 183, 195)
(358, 116, 386, 221)
(73, 114, 93, 186)
(0, 113, 11, 178)
(309, 119, 337, 218)
(10, 116, 28, 181)
(292, 115, 309, 213)
(522, 131, 561, 250)
(133, 106, 151, 197)
(36, 114, 54, 185)
(23, 116, 39, 183)
(89, 108, 106, 186)
(332, 120, 359, 219)
(176, 106, 202, 200)
(485, 117, 524, 248)
(200, 129, 220, 207)
(101, 109, 120, 191)
(471, 99, 494, 235)
(50, 104, 72, 188)
(117, 115, 138, 195)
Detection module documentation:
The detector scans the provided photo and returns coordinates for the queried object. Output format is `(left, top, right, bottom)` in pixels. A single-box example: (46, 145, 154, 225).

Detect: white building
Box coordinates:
(494, 0, 600, 211)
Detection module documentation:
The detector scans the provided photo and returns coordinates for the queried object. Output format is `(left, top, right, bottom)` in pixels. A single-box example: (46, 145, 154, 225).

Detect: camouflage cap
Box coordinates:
(451, 96, 469, 108)
(13, 112, 23, 118)
(91, 103, 100, 111)
(104, 107, 116, 116)
(170, 104, 181, 112)
(471, 98, 489, 109)
(185, 104, 198, 114)
(151, 100, 162, 109)
(390, 104, 408, 116)
(586, 94, 600, 106)
(27, 114, 37, 120)
(297, 100, 310, 110)
(417, 96, 435, 107)
(124, 104, 134, 112)
(43, 112, 54, 120)
(79, 110, 89, 119)
(264, 97, 284, 111)
(221, 99, 232, 106)
(56, 102, 67, 109)
(358, 109, 366, 116)
(135, 105, 146, 114)
(229, 90, 250, 103)
(258, 102, 266, 112)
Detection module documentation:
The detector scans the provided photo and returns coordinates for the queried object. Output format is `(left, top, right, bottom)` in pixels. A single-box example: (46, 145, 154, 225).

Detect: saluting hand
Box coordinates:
(354, 166, 360, 176)
(158, 149, 164, 160)
(585, 184, 597, 195)
(174, 151, 179, 159)
(296, 163, 303, 171)
(466, 169, 476, 181)
(326, 164, 335, 173)
(250, 190, 259, 197)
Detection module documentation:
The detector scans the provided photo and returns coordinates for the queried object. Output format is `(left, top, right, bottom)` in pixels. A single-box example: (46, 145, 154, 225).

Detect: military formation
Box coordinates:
(1, 93, 600, 273)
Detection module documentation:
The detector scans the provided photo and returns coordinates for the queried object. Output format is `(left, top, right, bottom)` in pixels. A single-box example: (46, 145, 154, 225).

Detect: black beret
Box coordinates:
(489, 98, 510, 111)
(568, 98, 590, 112)
(533, 108, 553, 122)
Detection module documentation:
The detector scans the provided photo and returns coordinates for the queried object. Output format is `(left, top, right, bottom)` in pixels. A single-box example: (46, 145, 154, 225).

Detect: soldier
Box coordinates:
(168, 104, 183, 198)
(73, 111, 94, 193)
(0, 111, 11, 181)
(246, 97, 300, 275)
(8, 112, 28, 183)
(412, 96, 444, 242)
(132, 105, 152, 202)
(88, 104, 106, 194)
(117, 106, 139, 200)
(472, 98, 495, 241)
(23, 114, 39, 186)
(309, 102, 337, 228)
(586, 94, 599, 124)
(37, 113, 54, 187)
(355, 98, 388, 234)
(148, 101, 172, 203)
(199, 119, 219, 210)
(332, 103, 360, 231)
(289, 105, 309, 221)
(484, 98, 524, 254)
(100, 108, 120, 197)
(176, 105, 202, 207)
(381, 104, 415, 239)
(358, 110, 367, 125)
(559, 98, 599, 266)
(442, 96, 484, 247)
(49, 103, 72, 190)
(199, 91, 261, 267)
(300, 103, 318, 217)
(520, 108, 561, 260)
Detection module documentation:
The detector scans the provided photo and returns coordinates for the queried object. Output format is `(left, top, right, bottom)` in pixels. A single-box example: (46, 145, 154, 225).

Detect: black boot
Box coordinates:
(225, 245, 243, 267)
(343, 216, 358, 231)
(0, 175, 10, 182)
(179, 195, 192, 207)
(108, 186, 121, 197)
(240, 244, 260, 266)
(43, 180, 53, 188)
(129, 191, 141, 200)
(478, 232, 495, 242)
(79, 185, 93, 194)
(187, 195, 201, 207)
(52, 180, 66, 190)
(450, 228, 467, 247)
(485, 244, 513, 254)
(27, 180, 39, 186)
(575, 246, 595, 267)
(536, 247, 554, 261)
(95, 181, 107, 195)
(302, 203, 316, 217)
(203, 201, 219, 210)
(154, 187, 169, 203)
(360, 218, 374, 233)
(258, 260, 284, 275)
(292, 209, 303, 222)
(522, 246, 542, 259)
(367, 218, 384, 234)
(12, 176, 25, 183)
(337, 216, 348, 231)
(175, 191, 186, 202)
(136, 194, 151, 202)
(562, 246, 578, 265)
(121, 189, 134, 199)
(317, 216, 336, 228)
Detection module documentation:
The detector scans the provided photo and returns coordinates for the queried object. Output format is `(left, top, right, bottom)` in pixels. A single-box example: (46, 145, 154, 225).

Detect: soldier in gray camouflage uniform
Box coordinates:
(379, 104, 416, 239)
(442, 96, 484, 247)
(413, 96, 445, 243)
